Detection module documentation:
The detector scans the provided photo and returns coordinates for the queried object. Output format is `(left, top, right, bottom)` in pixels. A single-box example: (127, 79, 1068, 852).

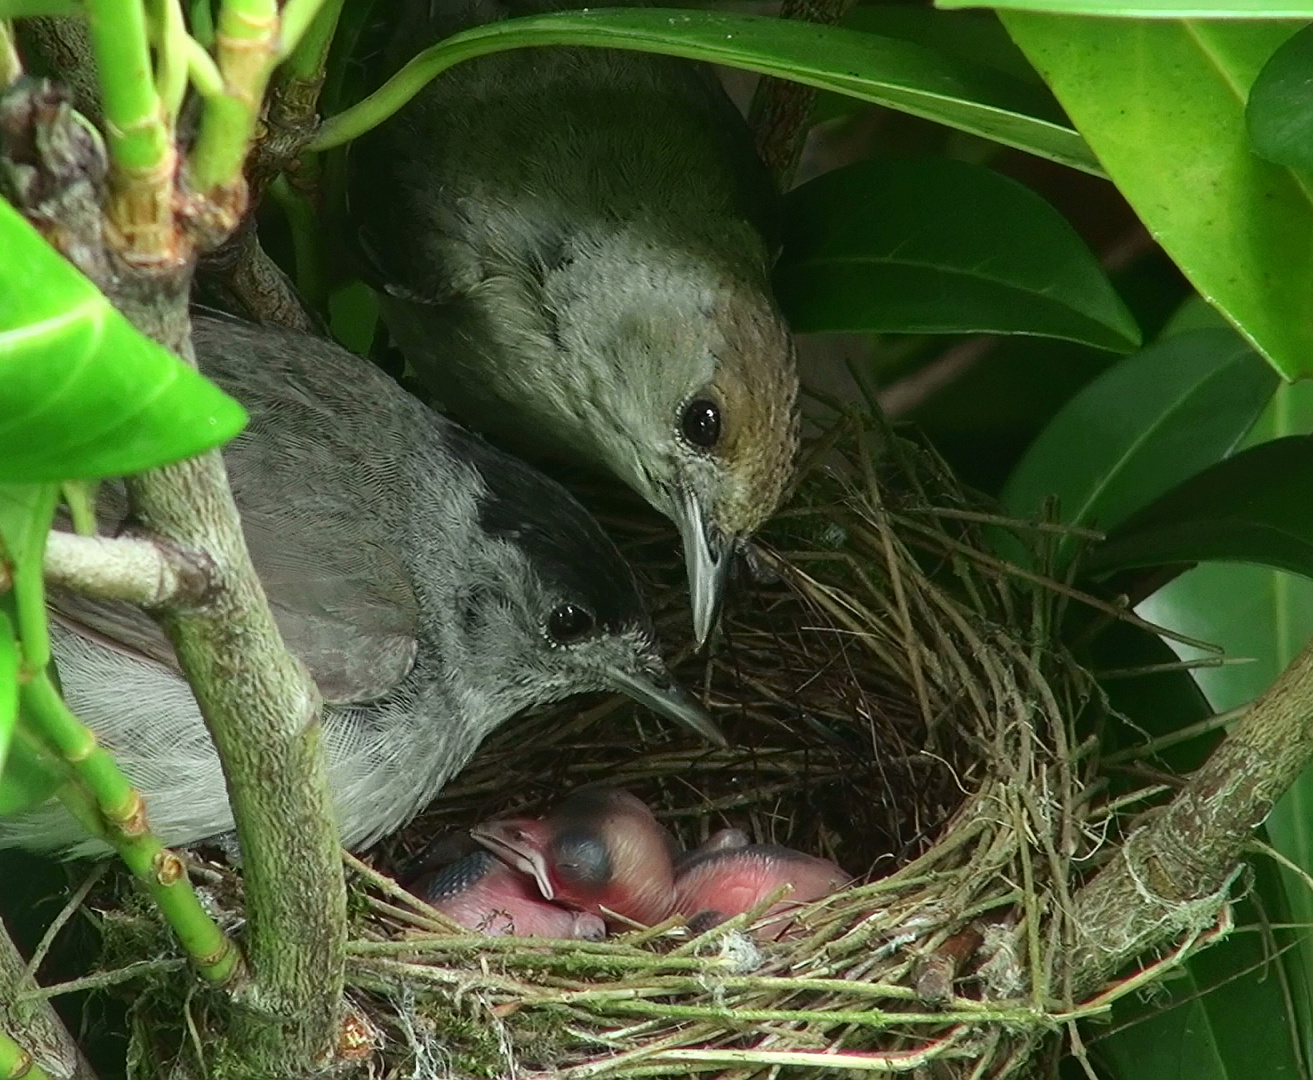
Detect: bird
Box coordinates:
(411, 849, 607, 939)
(347, 0, 800, 645)
(673, 827, 750, 870)
(470, 786, 679, 927)
(673, 844, 850, 940)
(1, 314, 722, 858)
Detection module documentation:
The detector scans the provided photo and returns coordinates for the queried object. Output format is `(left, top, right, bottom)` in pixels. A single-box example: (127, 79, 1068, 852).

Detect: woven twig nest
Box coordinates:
(318, 408, 1160, 1080)
(102, 408, 1209, 1079)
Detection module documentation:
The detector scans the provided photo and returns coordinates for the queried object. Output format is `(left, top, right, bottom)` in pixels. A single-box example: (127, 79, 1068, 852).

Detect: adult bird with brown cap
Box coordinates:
(348, 0, 800, 645)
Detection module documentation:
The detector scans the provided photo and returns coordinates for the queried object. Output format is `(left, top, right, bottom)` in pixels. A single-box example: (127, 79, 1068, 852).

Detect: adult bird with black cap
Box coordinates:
(348, 0, 800, 646)
(1, 316, 722, 858)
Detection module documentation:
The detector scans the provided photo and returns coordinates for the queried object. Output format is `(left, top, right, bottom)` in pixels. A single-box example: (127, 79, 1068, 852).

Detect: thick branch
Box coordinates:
(2, 79, 348, 1076)
(747, 0, 856, 190)
(126, 422, 346, 1074)
(0, 916, 90, 1080)
(43, 531, 212, 606)
(1068, 635, 1313, 994)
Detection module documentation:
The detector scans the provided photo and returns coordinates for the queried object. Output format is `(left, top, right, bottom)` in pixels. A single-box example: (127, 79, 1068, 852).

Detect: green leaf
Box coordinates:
(946, 0, 1313, 16)
(0, 199, 248, 482)
(311, 9, 1103, 174)
(0, 615, 16, 781)
(1085, 619, 1216, 771)
(1091, 881, 1306, 1080)
(1000, 16, 1313, 380)
(1139, 559, 1313, 1072)
(1125, 379, 1313, 1074)
(1001, 329, 1278, 570)
(840, 6, 1046, 84)
(1089, 436, 1313, 578)
(1248, 23, 1313, 171)
(776, 158, 1140, 350)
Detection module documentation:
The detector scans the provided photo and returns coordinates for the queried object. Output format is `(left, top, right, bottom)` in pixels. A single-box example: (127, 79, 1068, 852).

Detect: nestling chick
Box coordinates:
(412, 850, 607, 939)
(674, 827, 750, 869)
(348, 0, 800, 644)
(471, 786, 679, 927)
(1, 316, 720, 858)
(674, 844, 850, 940)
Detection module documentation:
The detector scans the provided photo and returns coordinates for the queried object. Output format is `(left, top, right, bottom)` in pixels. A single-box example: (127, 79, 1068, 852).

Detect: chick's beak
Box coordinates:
(470, 820, 555, 899)
(675, 486, 733, 649)
(606, 663, 726, 747)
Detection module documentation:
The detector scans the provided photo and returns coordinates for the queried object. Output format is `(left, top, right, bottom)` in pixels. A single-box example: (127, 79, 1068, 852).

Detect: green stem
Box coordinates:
(189, 0, 213, 45)
(83, 0, 175, 250)
(269, 171, 325, 305)
(21, 672, 241, 987)
(0, 1029, 53, 1080)
(188, 0, 279, 195)
(59, 483, 98, 537)
(150, 0, 191, 120)
(279, 0, 339, 72)
(0, 21, 21, 86)
(310, 11, 815, 151)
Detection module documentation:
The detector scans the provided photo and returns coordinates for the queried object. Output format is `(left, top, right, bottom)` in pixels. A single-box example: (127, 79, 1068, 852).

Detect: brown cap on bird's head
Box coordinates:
(670, 278, 799, 648)
(471, 787, 679, 927)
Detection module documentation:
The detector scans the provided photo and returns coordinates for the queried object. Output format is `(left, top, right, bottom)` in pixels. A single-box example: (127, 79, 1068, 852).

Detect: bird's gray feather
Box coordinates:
(4, 316, 660, 858)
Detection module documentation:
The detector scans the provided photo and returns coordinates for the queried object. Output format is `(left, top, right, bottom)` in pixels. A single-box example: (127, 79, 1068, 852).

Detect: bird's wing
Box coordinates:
(50, 317, 424, 705)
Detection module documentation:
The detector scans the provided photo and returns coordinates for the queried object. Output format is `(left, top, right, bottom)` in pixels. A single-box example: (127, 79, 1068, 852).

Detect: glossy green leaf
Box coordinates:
(1001, 329, 1278, 570)
(0, 615, 16, 781)
(947, 0, 1313, 16)
(841, 6, 1045, 84)
(1126, 380, 1313, 1073)
(776, 158, 1139, 349)
(1089, 436, 1313, 577)
(1139, 563, 1313, 1072)
(1091, 880, 1306, 1080)
(1248, 23, 1313, 171)
(1001, 17, 1313, 380)
(312, 9, 1103, 174)
(0, 199, 248, 482)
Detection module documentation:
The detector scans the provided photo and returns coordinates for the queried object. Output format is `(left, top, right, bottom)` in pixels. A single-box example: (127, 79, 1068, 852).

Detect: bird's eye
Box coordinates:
(680, 398, 722, 450)
(547, 602, 595, 643)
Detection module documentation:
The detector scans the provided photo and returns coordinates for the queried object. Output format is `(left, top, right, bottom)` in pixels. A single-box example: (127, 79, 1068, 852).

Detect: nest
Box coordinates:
(98, 406, 1216, 1079)
(314, 405, 1168, 1080)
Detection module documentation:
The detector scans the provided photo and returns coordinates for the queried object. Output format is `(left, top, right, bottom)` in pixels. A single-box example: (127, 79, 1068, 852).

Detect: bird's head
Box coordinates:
(536, 231, 800, 647)
(448, 431, 724, 747)
(472, 786, 678, 925)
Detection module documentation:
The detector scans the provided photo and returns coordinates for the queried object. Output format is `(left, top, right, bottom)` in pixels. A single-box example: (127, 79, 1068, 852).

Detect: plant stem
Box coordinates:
(1069, 634, 1313, 993)
(189, 0, 214, 46)
(20, 672, 241, 986)
(150, 0, 191, 120)
(0, 1029, 53, 1080)
(82, 0, 175, 255)
(278, 0, 339, 71)
(43, 530, 212, 607)
(188, 0, 278, 198)
(0, 21, 21, 86)
(0, 916, 88, 1080)
(125, 376, 347, 1073)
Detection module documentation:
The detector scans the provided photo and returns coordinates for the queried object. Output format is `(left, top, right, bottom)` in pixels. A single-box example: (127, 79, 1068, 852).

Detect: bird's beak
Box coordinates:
(470, 820, 556, 900)
(674, 486, 734, 648)
(606, 664, 727, 747)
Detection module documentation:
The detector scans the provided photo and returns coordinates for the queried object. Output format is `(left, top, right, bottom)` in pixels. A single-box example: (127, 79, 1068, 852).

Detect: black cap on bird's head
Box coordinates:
(451, 429, 724, 746)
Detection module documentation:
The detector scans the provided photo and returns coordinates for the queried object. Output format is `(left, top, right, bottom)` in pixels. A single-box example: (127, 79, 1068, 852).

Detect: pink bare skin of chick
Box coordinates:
(410, 849, 606, 939)
(674, 844, 851, 940)
(471, 787, 679, 928)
